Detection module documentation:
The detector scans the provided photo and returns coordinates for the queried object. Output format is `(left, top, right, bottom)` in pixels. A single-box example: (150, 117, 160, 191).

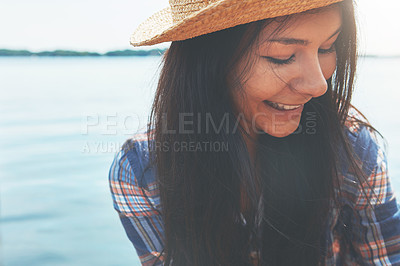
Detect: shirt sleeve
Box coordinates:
(108, 143, 164, 266)
(346, 125, 400, 265)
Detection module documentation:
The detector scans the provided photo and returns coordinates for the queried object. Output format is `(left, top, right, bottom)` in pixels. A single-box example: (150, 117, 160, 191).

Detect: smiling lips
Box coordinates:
(263, 100, 303, 111)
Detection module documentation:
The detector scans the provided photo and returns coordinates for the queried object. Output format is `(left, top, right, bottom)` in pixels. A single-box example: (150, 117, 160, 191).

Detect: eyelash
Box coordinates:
(319, 44, 336, 54)
(263, 44, 336, 65)
(265, 55, 295, 65)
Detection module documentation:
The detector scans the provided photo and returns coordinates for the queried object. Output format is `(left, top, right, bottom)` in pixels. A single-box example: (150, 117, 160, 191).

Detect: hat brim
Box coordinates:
(131, 0, 343, 47)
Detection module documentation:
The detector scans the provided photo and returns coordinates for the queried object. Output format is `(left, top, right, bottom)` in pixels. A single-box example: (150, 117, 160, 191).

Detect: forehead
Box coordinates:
(257, 5, 342, 44)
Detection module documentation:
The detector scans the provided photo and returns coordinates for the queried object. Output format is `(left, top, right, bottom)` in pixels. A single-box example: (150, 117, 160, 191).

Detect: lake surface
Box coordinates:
(0, 56, 399, 266)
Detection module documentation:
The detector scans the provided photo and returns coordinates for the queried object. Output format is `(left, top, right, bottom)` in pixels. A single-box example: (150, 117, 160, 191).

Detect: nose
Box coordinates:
(290, 56, 328, 98)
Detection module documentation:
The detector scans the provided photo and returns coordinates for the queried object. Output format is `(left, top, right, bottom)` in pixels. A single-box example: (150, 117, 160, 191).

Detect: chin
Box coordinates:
(266, 130, 294, 138)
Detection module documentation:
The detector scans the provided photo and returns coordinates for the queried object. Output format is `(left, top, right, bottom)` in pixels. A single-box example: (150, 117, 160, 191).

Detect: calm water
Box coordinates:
(0, 56, 399, 266)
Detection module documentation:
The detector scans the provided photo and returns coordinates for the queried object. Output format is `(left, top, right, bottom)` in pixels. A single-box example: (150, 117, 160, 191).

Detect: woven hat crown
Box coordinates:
(170, 0, 219, 23)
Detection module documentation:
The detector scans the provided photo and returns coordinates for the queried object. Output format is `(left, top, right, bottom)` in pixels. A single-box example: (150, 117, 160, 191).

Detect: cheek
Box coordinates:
(320, 53, 337, 79)
(243, 63, 280, 99)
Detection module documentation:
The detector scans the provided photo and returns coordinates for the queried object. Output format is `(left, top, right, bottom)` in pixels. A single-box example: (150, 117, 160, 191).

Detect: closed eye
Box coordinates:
(263, 55, 295, 65)
(263, 43, 336, 65)
(319, 44, 336, 54)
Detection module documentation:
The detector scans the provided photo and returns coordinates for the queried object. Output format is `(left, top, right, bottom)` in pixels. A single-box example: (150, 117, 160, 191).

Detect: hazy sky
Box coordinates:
(0, 0, 399, 55)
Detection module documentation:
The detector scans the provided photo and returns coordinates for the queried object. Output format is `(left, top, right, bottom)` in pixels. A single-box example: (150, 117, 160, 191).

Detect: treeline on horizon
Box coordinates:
(0, 49, 166, 57)
(0, 49, 398, 58)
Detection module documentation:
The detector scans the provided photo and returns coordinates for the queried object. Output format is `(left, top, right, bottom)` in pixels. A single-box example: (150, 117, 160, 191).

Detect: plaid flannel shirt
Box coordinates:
(109, 107, 400, 265)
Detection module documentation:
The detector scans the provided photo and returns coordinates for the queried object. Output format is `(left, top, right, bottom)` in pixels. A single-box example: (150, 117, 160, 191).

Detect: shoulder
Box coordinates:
(108, 130, 160, 216)
(109, 130, 156, 186)
(339, 107, 400, 265)
(344, 105, 377, 145)
(341, 105, 393, 208)
(343, 106, 382, 176)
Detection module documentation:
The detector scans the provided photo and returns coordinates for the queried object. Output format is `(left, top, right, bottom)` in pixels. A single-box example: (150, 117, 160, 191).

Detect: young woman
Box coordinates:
(109, 0, 400, 265)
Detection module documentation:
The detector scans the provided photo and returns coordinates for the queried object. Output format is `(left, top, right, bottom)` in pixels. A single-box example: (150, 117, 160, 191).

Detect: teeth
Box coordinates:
(267, 101, 302, 111)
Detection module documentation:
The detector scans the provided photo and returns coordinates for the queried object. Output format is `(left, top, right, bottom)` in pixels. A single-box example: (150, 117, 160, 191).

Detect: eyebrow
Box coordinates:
(267, 26, 342, 46)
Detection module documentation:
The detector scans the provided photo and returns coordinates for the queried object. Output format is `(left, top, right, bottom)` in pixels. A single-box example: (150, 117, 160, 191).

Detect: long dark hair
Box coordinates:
(147, 0, 373, 265)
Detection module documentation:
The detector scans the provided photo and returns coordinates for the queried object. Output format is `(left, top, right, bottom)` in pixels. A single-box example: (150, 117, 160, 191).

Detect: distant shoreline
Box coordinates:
(0, 49, 166, 57)
(0, 49, 399, 58)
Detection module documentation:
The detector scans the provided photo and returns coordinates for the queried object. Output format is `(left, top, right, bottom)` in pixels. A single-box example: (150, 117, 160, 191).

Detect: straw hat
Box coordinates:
(131, 0, 343, 47)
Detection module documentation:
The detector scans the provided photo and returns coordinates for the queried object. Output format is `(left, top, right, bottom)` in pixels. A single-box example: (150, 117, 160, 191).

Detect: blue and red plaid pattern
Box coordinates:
(109, 108, 400, 265)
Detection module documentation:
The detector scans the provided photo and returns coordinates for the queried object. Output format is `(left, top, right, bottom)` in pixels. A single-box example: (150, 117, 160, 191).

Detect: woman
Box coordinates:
(109, 0, 400, 265)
